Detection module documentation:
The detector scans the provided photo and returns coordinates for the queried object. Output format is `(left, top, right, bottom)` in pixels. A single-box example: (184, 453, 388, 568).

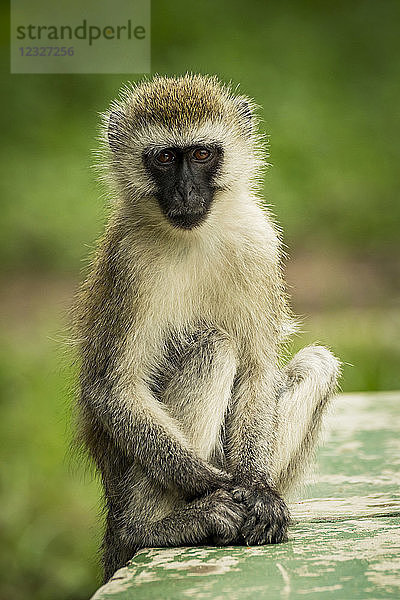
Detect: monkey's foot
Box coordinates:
(203, 489, 247, 546)
(234, 485, 290, 545)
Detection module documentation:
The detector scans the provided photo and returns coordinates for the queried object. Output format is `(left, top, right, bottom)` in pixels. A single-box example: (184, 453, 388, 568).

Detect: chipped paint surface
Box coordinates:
(90, 392, 400, 599)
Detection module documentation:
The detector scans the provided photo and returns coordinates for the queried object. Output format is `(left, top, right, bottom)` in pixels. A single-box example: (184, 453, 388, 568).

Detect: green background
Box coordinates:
(0, 1, 399, 599)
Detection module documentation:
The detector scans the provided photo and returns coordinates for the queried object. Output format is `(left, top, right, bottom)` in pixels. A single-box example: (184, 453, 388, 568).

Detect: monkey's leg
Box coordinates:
(103, 489, 245, 581)
(274, 345, 341, 496)
(160, 327, 237, 464)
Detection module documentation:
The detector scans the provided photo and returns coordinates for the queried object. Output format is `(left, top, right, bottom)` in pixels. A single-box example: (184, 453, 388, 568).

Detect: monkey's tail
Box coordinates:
(274, 345, 341, 496)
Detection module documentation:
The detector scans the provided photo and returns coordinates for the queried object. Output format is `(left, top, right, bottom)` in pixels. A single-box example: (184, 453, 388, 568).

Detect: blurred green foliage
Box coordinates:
(1, 0, 400, 270)
(1, 1, 399, 599)
(0, 322, 101, 600)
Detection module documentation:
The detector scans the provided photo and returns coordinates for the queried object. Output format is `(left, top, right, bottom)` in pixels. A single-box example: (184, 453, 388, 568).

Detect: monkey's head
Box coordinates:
(104, 74, 264, 231)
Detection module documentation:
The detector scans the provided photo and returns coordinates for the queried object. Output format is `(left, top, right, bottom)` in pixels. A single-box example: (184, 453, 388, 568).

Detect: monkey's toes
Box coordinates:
(206, 490, 247, 545)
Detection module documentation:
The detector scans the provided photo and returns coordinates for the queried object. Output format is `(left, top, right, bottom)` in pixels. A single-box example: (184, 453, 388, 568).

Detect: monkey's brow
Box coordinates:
(144, 143, 221, 155)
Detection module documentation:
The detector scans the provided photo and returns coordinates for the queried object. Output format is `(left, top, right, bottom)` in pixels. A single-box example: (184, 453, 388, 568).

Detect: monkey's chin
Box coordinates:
(166, 211, 208, 231)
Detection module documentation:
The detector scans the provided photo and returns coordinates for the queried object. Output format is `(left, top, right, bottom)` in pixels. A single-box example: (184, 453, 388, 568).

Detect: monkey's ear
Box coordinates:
(107, 110, 123, 152)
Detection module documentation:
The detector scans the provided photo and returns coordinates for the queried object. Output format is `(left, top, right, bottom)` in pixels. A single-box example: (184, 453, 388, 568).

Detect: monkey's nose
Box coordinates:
(176, 184, 196, 205)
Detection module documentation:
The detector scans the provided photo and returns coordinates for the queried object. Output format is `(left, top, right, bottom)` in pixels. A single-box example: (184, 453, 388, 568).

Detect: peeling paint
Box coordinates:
(91, 566, 134, 599)
(291, 493, 400, 522)
(276, 562, 291, 598)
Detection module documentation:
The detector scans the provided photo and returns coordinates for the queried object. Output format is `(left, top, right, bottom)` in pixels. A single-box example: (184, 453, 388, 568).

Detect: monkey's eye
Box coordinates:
(156, 150, 176, 164)
(192, 147, 211, 161)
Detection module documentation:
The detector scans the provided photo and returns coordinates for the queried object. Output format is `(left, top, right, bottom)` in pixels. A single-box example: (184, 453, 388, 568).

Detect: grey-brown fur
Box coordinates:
(73, 74, 340, 582)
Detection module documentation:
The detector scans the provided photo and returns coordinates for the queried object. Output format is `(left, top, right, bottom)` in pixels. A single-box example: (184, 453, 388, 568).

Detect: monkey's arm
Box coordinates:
(77, 239, 235, 500)
(83, 377, 233, 499)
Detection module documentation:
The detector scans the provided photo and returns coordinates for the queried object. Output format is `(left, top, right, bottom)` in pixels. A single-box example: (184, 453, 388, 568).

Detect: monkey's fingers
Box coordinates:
(240, 489, 290, 545)
(242, 510, 288, 545)
(241, 511, 287, 545)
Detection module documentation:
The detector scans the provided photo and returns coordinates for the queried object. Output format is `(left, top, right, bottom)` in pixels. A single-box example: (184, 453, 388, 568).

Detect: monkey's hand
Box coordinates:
(202, 489, 247, 546)
(232, 484, 290, 545)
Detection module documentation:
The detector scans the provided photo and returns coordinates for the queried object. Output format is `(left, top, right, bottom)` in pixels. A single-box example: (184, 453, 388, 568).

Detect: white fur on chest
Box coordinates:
(127, 197, 279, 372)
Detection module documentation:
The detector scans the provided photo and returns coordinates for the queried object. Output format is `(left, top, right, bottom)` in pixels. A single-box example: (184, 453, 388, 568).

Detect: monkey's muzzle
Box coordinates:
(166, 207, 208, 230)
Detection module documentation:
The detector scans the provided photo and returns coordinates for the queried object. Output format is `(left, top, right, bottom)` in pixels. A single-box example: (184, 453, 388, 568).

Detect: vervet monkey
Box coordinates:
(74, 74, 340, 581)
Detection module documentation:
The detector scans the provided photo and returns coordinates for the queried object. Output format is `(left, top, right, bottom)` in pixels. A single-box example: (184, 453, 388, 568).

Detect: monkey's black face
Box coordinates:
(143, 145, 223, 230)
